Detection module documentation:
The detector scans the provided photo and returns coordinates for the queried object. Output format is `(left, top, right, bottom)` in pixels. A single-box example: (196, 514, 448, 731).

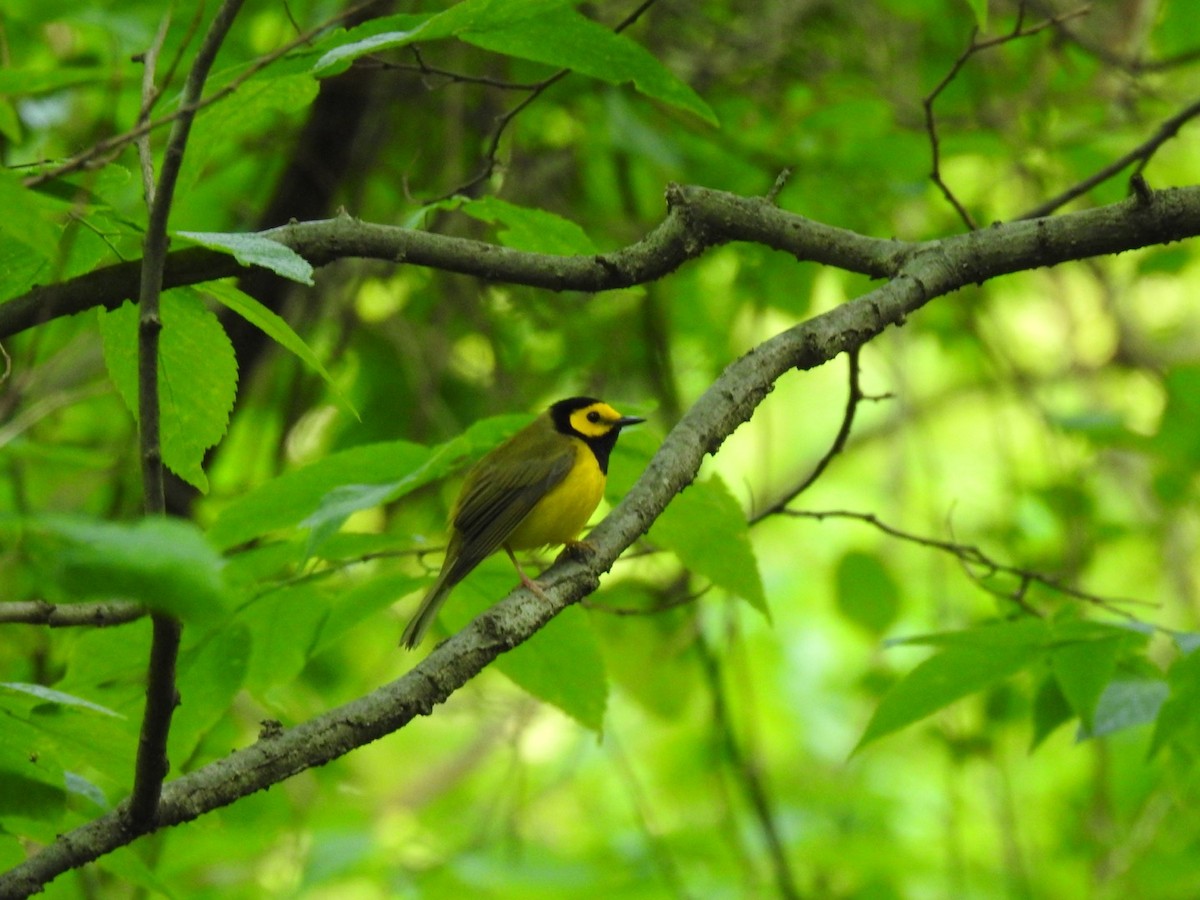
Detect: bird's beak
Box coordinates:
(615, 415, 646, 428)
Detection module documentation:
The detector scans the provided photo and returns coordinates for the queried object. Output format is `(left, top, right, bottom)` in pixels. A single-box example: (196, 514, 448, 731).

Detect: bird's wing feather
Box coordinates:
(444, 433, 573, 581)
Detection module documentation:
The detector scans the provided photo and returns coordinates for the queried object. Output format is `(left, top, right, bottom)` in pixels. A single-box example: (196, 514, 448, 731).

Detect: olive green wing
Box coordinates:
(443, 432, 573, 584)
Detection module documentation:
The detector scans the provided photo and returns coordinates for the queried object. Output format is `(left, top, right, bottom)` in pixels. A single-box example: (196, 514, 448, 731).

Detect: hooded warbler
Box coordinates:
(401, 396, 645, 649)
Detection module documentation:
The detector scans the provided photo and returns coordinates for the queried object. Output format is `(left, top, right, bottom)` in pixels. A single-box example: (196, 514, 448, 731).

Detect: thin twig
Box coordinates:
(134, 11, 173, 207)
(439, 0, 666, 198)
(781, 508, 1152, 619)
(367, 46, 545, 90)
(1019, 96, 1200, 219)
(751, 347, 866, 522)
(21, 0, 380, 190)
(923, 4, 1091, 230)
(128, 0, 249, 833)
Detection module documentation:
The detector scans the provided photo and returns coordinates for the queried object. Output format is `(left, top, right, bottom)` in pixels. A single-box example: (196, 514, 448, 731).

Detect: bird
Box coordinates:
(400, 396, 645, 649)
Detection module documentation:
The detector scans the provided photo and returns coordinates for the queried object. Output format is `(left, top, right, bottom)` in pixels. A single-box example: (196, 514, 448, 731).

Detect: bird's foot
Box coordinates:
(560, 539, 597, 563)
(518, 570, 551, 602)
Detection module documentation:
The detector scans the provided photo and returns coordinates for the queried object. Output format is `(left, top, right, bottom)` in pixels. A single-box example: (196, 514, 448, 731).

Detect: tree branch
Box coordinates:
(129, 0, 247, 834)
(0, 600, 147, 627)
(5, 176, 1200, 896)
(11, 181, 1200, 342)
(780, 508, 1150, 619)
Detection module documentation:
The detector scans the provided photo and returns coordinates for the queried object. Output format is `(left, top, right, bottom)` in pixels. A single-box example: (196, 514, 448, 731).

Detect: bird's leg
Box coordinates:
(505, 546, 550, 601)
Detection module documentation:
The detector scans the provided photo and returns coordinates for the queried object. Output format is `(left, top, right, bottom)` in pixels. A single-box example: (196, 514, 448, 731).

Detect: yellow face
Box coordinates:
(567, 402, 628, 439)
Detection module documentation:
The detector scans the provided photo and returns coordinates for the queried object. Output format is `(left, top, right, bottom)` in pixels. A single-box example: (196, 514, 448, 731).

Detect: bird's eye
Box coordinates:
(587, 411, 601, 423)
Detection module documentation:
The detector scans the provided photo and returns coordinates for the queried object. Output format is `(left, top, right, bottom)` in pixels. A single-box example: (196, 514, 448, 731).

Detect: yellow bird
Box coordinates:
(401, 397, 645, 649)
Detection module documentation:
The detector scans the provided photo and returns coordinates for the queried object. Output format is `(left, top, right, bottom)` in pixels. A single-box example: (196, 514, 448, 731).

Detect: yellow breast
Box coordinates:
(506, 438, 606, 550)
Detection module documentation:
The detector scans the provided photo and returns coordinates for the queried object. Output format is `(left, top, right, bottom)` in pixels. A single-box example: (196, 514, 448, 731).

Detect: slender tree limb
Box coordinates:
(129, 0, 247, 834)
(12, 181, 1200, 342)
(781, 509, 1150, 619)
(751, 346, 863, 521)
(441, 0, 666, 198)
(923, 5, 1090, 229)
(21, 0, 381, 190)
(1019, 96, 1200, 219)
(5, 174, 1198, 898)
(0, 600, 147, 627)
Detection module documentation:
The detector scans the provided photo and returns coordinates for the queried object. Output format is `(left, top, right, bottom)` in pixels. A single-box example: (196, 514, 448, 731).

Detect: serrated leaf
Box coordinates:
(857, 629, 1046, 751)
(835, 550, 899, 635)
(208, 413, 526, 551)
(99, 290, 238, 492)
(464, 7, 716, 125)
(461, 197, 597, 254)
(649, 475, 766, 615)
(30, 515, 230, 625)
(177, 231, 314, 285)
(199, 280, 356, 417)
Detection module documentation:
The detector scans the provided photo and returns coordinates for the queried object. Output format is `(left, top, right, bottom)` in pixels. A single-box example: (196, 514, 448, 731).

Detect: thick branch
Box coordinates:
(5, 181, 1200, 897)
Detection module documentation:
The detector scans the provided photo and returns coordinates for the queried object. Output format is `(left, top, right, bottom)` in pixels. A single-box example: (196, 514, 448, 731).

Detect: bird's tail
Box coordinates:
(400, 569, 455, 650)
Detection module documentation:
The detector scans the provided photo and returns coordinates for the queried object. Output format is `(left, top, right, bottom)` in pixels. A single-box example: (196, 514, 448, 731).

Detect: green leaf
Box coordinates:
(1083, 679, 1169, 739)
(0, 683, 123, 719)
(176, 231, 314, 285)
(0, 66, 131, 95)
(199, 281, 355, 417)
(448, 561, 607, 731)
(311, 1, 578, 74)
(835, 550, 899, 635)
(0, 168, 60, 257)
(310, 3, 715, 124)
(0, 771, 65, 825)
(1149, 649, 1200, 757)
(1031, 675, 1073, 749)
(887, 616, 1050, 650)
(961, 0, 988, 31)
(240, 583, 331, 694)
(858, 621, 1049, 751)
(208, 413, 526, 551)
(461, 197, 597, 254)
(99, 290, 238, 492)
(499, 606, 607, 732)
(464, 8, 717, 125)
(169, 626, 252, 767)
(1050, 623, 1130, 731)
(29, 515, 230, 625)
(590, 583, 700, 720)
(649, 475, 766, 615)
(301, 482, 401, 555)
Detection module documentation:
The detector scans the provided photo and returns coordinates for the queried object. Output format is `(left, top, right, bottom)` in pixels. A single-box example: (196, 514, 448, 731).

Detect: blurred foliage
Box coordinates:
(4, 0, 1200, 896)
